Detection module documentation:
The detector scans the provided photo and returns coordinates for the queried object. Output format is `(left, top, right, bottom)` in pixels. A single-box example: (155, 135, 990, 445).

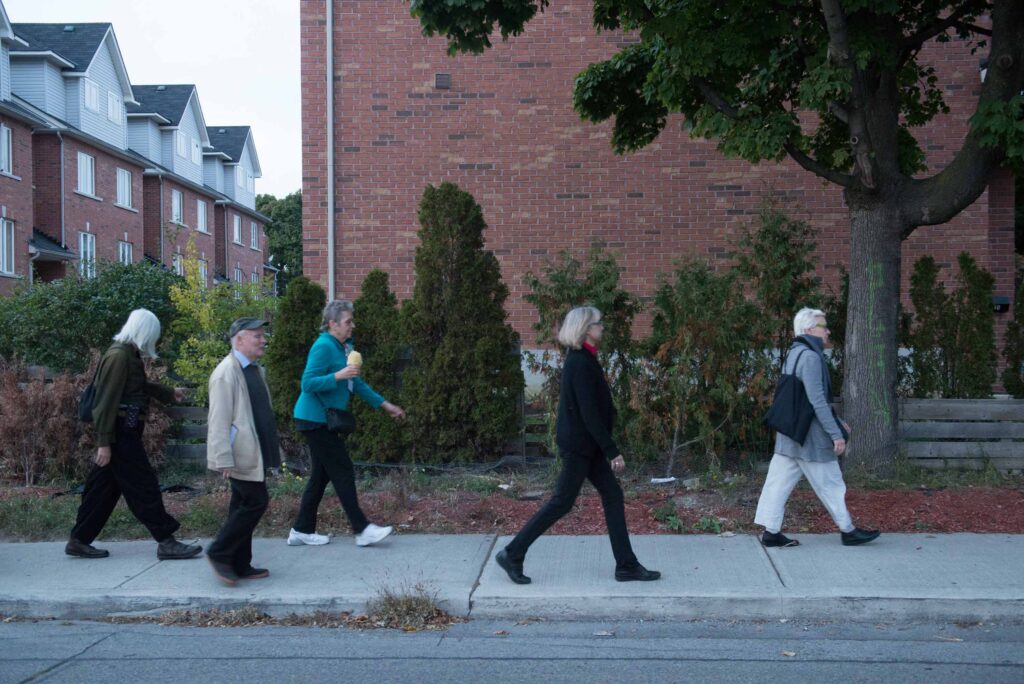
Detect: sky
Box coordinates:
(3, 0, 300, 198)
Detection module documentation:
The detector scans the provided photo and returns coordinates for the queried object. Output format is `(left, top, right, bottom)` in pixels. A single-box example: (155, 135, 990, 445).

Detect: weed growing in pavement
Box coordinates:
(366, 582, 459, 631)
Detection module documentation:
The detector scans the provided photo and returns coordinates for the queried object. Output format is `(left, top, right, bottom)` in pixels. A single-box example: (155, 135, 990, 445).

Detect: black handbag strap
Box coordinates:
(784, 347, 808, 377)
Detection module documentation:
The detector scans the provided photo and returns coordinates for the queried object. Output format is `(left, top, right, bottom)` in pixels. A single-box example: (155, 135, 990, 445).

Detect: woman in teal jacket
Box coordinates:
(288, 300, 405, 548)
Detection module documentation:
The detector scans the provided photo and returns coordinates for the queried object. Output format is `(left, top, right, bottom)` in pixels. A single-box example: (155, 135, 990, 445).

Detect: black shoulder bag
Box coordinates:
(78, 365, 101, 423)
(317, 394, 356, 436)
(763, 347, 815, 444)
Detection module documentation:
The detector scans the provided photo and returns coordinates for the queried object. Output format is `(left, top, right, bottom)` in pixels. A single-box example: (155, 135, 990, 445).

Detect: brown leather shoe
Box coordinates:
(157, 536, 202, 560)
(65, 539, 109, 559)
(238, 566, 270, 580)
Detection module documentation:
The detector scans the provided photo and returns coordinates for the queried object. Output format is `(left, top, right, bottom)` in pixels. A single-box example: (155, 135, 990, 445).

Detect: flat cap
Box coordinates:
(228, 317, 269, 339)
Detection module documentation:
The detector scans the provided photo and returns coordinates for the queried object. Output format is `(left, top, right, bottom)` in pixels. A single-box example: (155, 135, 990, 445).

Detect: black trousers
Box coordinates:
(70, 422, 179, 544)
(505, 448, 639, 569)
(293, 427, 369, 535)
(207, 478, 269, 573)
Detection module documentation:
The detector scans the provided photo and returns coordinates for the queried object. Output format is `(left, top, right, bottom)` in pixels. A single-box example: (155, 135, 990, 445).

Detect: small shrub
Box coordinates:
(1002, 279, 1024, 397)
(366, 582, 452, 630)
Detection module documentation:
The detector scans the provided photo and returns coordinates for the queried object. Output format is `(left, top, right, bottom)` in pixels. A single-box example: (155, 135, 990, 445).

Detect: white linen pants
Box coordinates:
(754, 454, 854, 534)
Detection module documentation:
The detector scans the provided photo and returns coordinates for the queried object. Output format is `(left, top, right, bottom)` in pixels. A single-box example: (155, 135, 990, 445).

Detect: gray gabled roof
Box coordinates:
(10, 23, 110, 70)
(206, 126, 250, 163)
(127, 85, 195, 126)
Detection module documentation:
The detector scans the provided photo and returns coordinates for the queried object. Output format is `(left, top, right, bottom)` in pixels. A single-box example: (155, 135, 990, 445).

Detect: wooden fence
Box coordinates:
(899, 399, 1024, 473)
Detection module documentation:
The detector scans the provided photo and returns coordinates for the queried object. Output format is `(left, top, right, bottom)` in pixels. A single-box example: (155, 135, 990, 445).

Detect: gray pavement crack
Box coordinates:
(466, 535, 498, 617)
(114, 559, 162, 589)
(19, 630, 117, 683)
(758, 540, 787, 588)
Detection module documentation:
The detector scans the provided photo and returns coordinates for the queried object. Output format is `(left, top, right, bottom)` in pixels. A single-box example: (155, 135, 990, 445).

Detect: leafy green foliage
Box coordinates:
(349, 270, 409, 463)
(0, 261, 180, 372)
(1003, 278, 1024, 397)
(400, 182, 524, 462)
(905, 253, 997, 398)
(264, 276, 325, 429)
(256, 191, 303, 291)
(408, 0, 550, 55)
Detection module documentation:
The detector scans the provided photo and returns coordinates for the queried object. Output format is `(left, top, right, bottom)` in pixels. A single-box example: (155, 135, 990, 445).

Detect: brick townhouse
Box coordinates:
(0, 0, 272, 296)
(299, 0, 1017, 344)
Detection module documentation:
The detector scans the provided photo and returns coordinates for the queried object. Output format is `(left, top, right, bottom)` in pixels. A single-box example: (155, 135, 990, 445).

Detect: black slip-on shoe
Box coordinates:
(496, 549, 531, 584)
(841, 528, 881, 546)
(615, 564, 662, 582)
(238, 566, 270, 580)
(157, 536, 203, 560)
(761, 531, 801, 548)
(65, 539, 110, 558)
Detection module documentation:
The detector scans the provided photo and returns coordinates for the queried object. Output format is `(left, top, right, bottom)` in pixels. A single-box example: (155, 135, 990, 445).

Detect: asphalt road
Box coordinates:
(2, 618, 1023, 683)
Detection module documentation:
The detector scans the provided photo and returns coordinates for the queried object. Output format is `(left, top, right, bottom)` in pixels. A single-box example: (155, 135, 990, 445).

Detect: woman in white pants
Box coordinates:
(755, 308, 880, 548)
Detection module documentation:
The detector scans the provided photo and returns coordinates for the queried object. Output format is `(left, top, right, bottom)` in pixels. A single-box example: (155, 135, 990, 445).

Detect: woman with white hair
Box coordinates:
(495, 306, 660, 584)
(754, 307, 880, 548)
(66, 309, 202, 561)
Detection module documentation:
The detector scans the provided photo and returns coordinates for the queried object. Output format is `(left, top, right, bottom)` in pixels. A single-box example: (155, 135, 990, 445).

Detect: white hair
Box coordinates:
(112, 308, 161, 358)
(558, 306, 602, 350)
(793, 307, 826, 337)
(321, 299, 354, 331)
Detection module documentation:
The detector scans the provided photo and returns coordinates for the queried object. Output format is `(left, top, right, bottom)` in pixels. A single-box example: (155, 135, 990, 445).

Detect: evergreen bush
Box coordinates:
(264, 276, 325, 429)
(1002, 279, 1024, 397)
(400, 182, 524, 462)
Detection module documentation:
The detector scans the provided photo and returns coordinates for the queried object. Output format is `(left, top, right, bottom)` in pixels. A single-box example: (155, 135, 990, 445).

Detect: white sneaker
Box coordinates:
(355, 523, 393, 547)
(287, 528, 330, 546)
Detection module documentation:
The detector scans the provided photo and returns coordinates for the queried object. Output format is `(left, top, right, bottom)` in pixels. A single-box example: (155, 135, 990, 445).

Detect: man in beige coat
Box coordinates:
(206, 318, 281, 586)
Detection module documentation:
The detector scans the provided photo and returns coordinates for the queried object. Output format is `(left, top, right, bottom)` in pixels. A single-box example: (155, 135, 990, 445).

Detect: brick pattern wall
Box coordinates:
(160, 180, 218, 286)
(300, 0, 1016, 348)
(0, 115, 33, 295)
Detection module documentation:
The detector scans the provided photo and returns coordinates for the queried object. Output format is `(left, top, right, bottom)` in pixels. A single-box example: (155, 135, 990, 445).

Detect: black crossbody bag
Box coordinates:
(317, 394, 356, 435)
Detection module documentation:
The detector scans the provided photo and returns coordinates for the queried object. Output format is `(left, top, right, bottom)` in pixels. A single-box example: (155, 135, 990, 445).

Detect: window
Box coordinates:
(198, 259, 208, 287)
(118, 240, 133, 265)
(116, 168, 132, 208)
(251, 272, 259, 284)
(235, 165, 244, 188)
(79, 232, 96, 278)
(196, 200, 208, 233)
(176, 131, 187, 158)
(246, 172, 254, 194)
(0, 219, 14, 275)
(191, 138, 201, 164)
(107, 92, 122, 123)
(250, 222, 259, 249)
(172, 253, 183, 276)
(84, 80, 100, 112)
(0, 125, 12, 174)
(77, 152, 95, 195)
(234, 266, 243, 283)
(232, 215, 241, 243)
(171, 189, 184, 224)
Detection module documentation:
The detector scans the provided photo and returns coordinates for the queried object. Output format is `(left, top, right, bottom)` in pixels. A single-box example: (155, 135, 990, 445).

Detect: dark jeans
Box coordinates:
(207, 478, 269, 573)
(505, 448, 639, 569)
(293, 427, 369, 535)
(70, 422, 179, 544)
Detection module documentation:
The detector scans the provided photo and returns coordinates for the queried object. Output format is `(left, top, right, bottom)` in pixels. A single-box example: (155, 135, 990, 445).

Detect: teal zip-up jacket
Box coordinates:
(293, 332, 386, 424)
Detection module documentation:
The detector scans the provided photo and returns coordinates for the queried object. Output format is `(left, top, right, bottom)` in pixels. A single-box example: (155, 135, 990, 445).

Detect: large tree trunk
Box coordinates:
(842, 199, 906, 474)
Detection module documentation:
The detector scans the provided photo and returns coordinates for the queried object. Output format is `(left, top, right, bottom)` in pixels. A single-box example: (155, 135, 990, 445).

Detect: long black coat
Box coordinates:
(555, 348, 619, 459)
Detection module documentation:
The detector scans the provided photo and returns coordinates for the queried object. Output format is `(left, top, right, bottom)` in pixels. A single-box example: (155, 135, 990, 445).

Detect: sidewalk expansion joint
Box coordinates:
(466, 534, 498, 617)
(757, 541, 787, 589)
(114, 560, 161, 589)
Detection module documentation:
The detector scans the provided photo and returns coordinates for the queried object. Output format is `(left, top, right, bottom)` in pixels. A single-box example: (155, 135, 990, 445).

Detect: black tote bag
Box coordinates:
(763, 348, 815, 444)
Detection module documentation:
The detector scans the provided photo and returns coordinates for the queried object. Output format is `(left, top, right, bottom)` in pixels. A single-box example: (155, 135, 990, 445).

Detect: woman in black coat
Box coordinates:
(495, 306, 660, 584)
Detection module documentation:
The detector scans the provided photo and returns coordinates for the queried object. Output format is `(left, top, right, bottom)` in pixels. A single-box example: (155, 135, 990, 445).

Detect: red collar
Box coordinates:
(582, 342, 598, 356)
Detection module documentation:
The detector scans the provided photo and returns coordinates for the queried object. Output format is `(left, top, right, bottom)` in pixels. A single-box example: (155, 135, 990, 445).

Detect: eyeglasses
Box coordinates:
(813, 323, 829, 331)
(589, 321, 604, 328)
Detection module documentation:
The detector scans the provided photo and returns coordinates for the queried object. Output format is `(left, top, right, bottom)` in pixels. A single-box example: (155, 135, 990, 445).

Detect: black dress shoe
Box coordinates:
(761, 531, 801, 548)
(615, 564, 661, 582)
(841, 528, 881, 546)
(157, 536, 203, 560)
(496, 549, 531, 584)
(65, 539, 109, 558)
(238, 566, 270, 580)
(208, 558, 239, 586)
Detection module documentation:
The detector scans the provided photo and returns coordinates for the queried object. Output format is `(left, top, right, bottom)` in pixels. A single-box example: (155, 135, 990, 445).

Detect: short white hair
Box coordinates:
(112, 308, 161, 358)
(558, 306, 602, 350)
(793, 307, 826, 337)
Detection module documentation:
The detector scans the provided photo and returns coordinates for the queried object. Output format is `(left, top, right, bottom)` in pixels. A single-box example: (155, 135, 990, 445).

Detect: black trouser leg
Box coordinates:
(294, 428, 369, 534)
(208, 478, 269, 573)
(504, 449, 590, 560)
(70, 425, 179, 544)
(587, 453, 639, 569)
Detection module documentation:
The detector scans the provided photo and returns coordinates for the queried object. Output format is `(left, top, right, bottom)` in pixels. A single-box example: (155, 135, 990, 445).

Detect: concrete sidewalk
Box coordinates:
(2, 533, 1022, 622)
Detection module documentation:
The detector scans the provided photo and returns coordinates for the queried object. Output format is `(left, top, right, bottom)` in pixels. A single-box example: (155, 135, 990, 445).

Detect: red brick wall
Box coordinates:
(160, 180, 218, 286)
(302, 2, 1014, 345)
(223, 208, 265, 285)
(0, 115, 34, 295)
(141, 175, 162, 262)
(31, 133, 61, 245)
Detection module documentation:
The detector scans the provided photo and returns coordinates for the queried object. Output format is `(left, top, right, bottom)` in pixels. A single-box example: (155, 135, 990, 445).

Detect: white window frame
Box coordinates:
(198, 259, 208, 287)
(235, 165, 244, 188)
(196, 200, 208, 233)
(0, 218, 14, 275)
(118, 240, 133, 265)
(84, 80, 101, 112)
(107, 92, 122, 124)
(232, 215, 242, 244)
(176, 130, 188, 158)
(0, 125, 12, 175)
(171, 189, 184, 224)
(191, 138, 201, 164)
(234, 266, 243, 283)
(79, 232, 96, 279)
(251, 271, 259, 284)
(172, 253, 183, 276)
(116, 168, 132, 208)
(250, 222, 259, 249)
(77, 152, 95, 196)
